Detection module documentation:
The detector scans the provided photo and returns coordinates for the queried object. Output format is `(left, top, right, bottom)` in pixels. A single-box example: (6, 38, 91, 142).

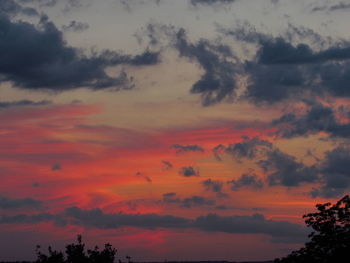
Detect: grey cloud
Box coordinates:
(257, 37, 350, 65)
(0, 206, 308, 242)
(62, 20, 89, 32)
(272, 102, 350, 139)
(65, 206, 189, 229)
(312, 2, 350, 12)
(162, 193, 215, 208)
(258, 149, 319, 187)
(190, 0, 236, 6)
(193, 213, 307, 243)
(228, 173, 263, 191)
(202, 179, 228, 197)
(172, 144, 204, 154)
(0, 0, 39, 16)
(213, 137, 272, 161)
(179, 166, 199, 177)
(0, 195, 43, 210)
(312, 146, 350, 197)
(161, 160, 173, 170)
(0, 99, 51, 109)
(174, 28, 240, 106)
(222, 23, 350, 104)
(51, 163, 61, 171)
(0, 10, 160, 92)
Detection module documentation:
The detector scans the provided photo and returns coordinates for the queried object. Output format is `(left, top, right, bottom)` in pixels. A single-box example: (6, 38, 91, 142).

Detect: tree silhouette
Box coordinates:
(275, 195, 350, 263)
(35, 235, 117, 263)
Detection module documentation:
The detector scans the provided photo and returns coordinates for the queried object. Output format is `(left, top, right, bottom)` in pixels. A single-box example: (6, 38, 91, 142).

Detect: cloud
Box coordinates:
(0, 100, 52, 109)
(172, 144, 204, 154)
(258, 149, 319, 187)
(0, 9, 160, 91)
(0, 206, 309, 243)
(221, 23, 350, 104)
(0, 195, 43, 210)
(193, 213, 307, 243)
(228, 173, 263, 191)
(0, 0, 39, 16)
(161, 160, 173, 170)
(272, 102, 350, 139)
(312, 2, 350, 12)
(213, 137, 272, 161)
(190, 0, 236, 6)
(202, 179, 228, 197)
(312, 146, 350, 197)
(65, 206, 189, 229)
(162, 193, 215, 208)
(179, 166, 199, 177)
(174, 28, 240, 106)
(51, 163, 61, 171)
(62, 20, 89, 32)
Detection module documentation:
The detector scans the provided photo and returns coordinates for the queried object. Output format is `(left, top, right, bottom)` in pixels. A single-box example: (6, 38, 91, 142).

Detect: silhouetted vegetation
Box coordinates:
(35, 235, 117, 263)
(275, 195, 350, 263)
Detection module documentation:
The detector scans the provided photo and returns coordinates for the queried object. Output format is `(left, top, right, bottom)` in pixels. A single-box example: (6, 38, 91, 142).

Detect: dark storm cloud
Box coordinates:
(0, 11, 160, 91)
(258, 149, 319, 187)
(0, 99, 51, 109)
(172, 144, 204, 154)
(0, 195, 43, 210)
(228, 173, 263, 191)
(202, 179, 228, 198)
(312, 146, 350, 197)
(179, 166, 199, 177)
(213, 137, 272, 161)
(174, 28, 240, 106)
(62, 20, 89, 32)
(272, 102, 350, 139)
(190, 0, 236, 6)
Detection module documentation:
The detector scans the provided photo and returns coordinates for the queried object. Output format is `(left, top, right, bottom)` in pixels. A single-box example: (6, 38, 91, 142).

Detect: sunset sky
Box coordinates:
(1, 0, 350, 261)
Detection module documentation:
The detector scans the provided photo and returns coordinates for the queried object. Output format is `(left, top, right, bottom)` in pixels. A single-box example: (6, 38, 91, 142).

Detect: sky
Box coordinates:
(1, 0, 350, 261)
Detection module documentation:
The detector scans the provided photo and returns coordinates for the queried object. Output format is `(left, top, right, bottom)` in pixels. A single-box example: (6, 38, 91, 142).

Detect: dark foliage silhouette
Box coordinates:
(275, 195, 350, 263)
(35, 235, 117, 263)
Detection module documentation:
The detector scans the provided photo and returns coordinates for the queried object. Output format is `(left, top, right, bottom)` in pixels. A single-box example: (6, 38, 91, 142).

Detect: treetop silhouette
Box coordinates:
(275, 195, 350, 263)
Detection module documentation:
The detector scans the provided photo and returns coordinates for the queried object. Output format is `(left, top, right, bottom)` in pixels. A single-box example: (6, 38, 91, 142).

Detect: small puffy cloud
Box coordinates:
(51, 163, 61, 171)
(161, 160, 173, 170)
(179, 166, 199, 177)
(162, 193, 215, 208)
(213, 137, 272, 161)
(62, 20, 89, 32)
(202, 179, 228, 198)
(172, 144, 204, 154)
(228, 173, 263, 191)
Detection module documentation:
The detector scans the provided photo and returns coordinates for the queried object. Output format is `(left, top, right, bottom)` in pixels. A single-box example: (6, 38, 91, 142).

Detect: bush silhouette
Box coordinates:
(275, 195, 350, 263)
(35, 235, 117, 263)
